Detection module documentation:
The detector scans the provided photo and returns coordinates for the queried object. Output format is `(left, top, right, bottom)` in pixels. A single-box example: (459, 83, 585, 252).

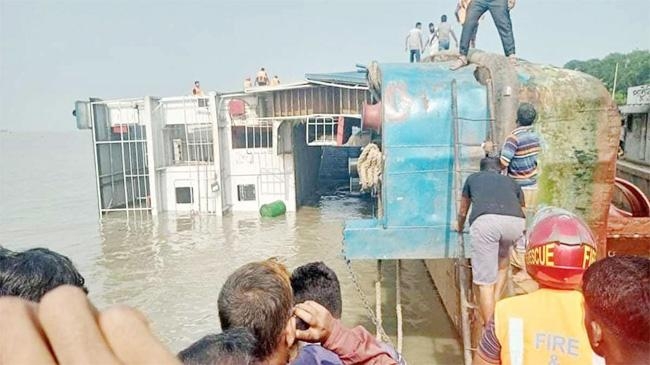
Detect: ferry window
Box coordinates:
(237, 184, 256, 201)
(232, 126, 273, 149)
(175, 187, 193, 204)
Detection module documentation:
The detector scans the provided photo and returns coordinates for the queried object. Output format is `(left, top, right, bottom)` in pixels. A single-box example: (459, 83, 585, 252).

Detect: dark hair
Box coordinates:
(441, 15, 447, 22)
(291, 262, 342, 319)
(480, 157, 501, 172)
(194, 81, 200, 84)
(582, 256, 650, 349)
(415, 22, 421, 27)
(217, 260, 292, 360)
(0, 247, 87, 302)
(428, 22, 435, 28)
(178, 328, 257, 365)
(517, 103, 537, 126)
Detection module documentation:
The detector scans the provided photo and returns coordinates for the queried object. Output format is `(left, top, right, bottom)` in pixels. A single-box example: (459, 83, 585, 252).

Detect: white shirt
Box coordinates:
(406, 28, 423, 50)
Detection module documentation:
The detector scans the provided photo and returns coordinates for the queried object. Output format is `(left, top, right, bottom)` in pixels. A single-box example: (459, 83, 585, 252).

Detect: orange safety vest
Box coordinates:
(494, 289, 605, 365)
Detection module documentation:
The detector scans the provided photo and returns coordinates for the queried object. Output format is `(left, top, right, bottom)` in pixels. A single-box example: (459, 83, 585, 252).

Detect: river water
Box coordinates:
(0, 132, 461, 364)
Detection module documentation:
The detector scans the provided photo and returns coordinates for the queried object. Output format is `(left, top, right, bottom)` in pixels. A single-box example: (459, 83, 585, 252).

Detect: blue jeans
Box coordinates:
(438, 39, 450, 51)
(459, 0, 515, 56)
(409, 49, 421, 63)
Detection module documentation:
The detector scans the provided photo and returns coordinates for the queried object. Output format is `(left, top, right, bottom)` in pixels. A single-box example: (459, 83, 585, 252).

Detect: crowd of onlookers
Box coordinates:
(0, 246, 406, 364)
(1, 238, 648, 364)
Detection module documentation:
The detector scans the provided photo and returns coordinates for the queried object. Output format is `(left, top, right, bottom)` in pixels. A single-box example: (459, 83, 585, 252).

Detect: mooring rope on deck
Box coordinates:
(357, 143, 382, 190)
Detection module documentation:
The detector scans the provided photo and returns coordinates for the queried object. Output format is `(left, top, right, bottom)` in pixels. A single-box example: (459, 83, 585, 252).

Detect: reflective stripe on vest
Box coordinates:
(508, 317, 524, 365)
(496, 289, 599, 365)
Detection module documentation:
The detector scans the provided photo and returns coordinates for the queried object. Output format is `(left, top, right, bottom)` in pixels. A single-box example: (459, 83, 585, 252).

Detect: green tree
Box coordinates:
(564, 50, 650, 105)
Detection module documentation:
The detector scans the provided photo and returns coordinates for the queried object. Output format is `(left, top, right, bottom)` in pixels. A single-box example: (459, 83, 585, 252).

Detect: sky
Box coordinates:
(1, 0, 649, 132)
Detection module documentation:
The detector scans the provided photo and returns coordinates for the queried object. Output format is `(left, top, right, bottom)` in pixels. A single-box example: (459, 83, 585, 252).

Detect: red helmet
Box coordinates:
(525, 207, 598, 290)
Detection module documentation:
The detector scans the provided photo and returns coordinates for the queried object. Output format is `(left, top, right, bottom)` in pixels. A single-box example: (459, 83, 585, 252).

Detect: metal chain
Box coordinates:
(340, 247, 394, 346)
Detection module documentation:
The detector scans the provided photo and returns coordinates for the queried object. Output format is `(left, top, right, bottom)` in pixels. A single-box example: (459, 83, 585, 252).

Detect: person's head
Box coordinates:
(218, 259, 294, 363)
(582, 256, 650, 361)
(0, 247, 87, 302)
(525, 207, 597, 290)
(441, 15, 447, 22)
(415, 22, 421, 29)
(178, 327, 257, 365)
(479, 157, 501, 172)
(290, 262, 342, 319)
(194, 81, 200, 87)
(516, 102, 537, 126)
(260, 67, 265, 71)
(428, 22, 435, 32)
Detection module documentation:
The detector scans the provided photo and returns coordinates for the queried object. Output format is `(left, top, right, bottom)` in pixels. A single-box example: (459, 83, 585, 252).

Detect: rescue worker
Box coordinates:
(474, 207, 605, 365)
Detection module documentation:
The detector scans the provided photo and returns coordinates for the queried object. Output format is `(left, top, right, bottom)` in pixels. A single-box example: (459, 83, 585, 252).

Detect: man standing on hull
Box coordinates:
(405, 22, 424, 63)
(451, 0, 517, 70)
(436, 15, 458, 51)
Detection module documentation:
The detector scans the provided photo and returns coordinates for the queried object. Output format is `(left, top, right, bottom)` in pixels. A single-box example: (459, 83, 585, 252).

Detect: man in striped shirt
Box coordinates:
(500, 103, 541, 296)
(500, 103, 541, 188)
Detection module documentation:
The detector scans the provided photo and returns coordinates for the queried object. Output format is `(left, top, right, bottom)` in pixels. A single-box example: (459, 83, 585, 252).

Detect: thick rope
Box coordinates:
(357, 143, 382, 190)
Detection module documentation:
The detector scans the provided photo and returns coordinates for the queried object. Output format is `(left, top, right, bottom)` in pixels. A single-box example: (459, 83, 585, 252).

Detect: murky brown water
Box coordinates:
(0, 132, 461, 364)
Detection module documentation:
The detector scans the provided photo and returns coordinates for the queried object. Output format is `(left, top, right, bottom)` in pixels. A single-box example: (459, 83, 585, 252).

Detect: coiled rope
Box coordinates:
(357, 143, 382, 190)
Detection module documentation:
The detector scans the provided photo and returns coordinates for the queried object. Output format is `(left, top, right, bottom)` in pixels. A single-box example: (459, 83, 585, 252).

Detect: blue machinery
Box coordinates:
(344, 63, 488, 259)
(343, 62, 492, 363)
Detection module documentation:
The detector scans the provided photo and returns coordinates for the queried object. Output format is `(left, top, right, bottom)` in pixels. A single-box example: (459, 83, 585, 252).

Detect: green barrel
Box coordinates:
(259, 200, 286, 217)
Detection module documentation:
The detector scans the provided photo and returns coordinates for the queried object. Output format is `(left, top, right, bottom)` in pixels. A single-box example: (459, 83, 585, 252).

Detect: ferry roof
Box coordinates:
(305, 70, 368, 87)
(220, 70, 368, 98)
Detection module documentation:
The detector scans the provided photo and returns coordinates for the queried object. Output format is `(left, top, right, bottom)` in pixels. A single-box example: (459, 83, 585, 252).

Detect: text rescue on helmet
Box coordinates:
(525, 243, 597, 268)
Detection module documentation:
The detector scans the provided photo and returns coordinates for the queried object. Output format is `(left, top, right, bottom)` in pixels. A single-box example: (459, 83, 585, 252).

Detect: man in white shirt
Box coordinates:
(405, 22, 424, 63)
(425, 22, 438, 56)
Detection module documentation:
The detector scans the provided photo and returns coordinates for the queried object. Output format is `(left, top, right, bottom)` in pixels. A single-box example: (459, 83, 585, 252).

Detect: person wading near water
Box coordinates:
(455, 157, 526, 325)
(436, 15, 458, 51)
(405, 22, 424, 63)
(450, 0, 517, 70)
(582, 255, 650, 365)
(474, 207, 604, 365)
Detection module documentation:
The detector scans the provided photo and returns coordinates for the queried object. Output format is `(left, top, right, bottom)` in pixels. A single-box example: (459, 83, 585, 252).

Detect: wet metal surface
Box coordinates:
(345, 62, 488, 259)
